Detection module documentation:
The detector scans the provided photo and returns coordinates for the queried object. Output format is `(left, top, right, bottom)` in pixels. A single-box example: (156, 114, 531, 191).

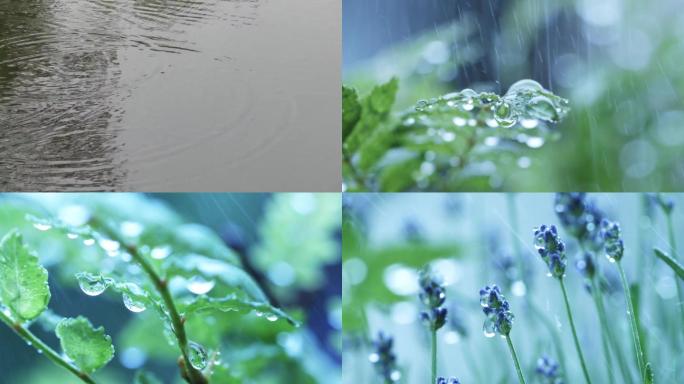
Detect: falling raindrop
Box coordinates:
(187, 341, 208, 370)
(33, 223, 52, 231)
(186, 276, 216, 295)
(76, 272, 111, 296)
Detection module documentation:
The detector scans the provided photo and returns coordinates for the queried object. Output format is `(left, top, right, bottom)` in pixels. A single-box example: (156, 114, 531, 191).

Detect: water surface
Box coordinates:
(0, 0, 340, 191)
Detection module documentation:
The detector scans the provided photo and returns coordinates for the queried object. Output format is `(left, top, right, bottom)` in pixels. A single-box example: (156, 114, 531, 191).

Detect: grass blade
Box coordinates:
(654, 248, 684, 281)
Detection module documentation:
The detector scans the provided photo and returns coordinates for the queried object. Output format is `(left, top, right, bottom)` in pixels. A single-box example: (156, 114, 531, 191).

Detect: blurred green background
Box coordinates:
(343, 0, 684, 191)
(0, 193, 341, 384)
(342, 193, 683, 383)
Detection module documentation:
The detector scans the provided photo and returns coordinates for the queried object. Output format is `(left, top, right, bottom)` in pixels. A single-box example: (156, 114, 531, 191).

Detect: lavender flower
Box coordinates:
(436, 377, 461, 384)
(534, 225, 567, 278)
(479, 285, 514, 337)
(600, 220, 624, 262)
(419, 268, 447, 331)
(554, 193, 604, 251)
(369, 332, 401, 382)
(536, 355, 563, 384)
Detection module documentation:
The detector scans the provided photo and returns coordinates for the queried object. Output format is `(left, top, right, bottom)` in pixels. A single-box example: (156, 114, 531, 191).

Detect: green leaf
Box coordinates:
(55, 316, 114, 374)
(654, 248, 684, 281)
(134, 371, 163, 384)
(183, 294, 300, 327)
(342, 86, 361, 141)
(343, 77, 399, 154)
(168, 254, 267, 302)
(0, 230, 51, 321)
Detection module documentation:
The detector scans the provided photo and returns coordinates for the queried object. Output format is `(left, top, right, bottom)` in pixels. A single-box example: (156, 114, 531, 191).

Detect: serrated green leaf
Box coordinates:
(183, 294, 299, 327)
(0, 230, 51, 322)
(168, 254, 267, 302)
(654, 248, 684, 281)
(344, 77, 399, 154)
(55, 316, 114, 374)
(342, 86, 361, 141)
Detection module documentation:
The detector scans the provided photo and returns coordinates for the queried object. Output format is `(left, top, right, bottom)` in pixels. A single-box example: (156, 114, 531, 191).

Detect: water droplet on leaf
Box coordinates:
(122, 283, 147, 313)
(186, 276, 215, 295)
(150, 245, 171, 260)
(33, 223, 52, 231)
(187, 341, 208, 370)
(76, 272, 111, 296)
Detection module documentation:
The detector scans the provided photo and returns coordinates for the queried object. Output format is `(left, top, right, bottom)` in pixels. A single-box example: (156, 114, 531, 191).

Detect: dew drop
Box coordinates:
(507, 79, 544, 95)
(528, 95, 558, 122)
(120, 221, 144, 237)
(76, 272, 111, 296)
(186, 276, 216, 295)
(266, 314, 278, 322)
(520, 118, 539, 129)
(33, 223, 52, 231)
(187, 341, 208, 370)
(368, 352, 380, 363)
(67, 233, 78, 240)
(98, 238, 120, 253)
(255, 311, 264, 318)
(150, 245, 171, 260)
(122, 283, 147, 313)
(452, 116, 466, 127)
(483, 318, 496, 338)
(526, 136, 545, 148)
(83, 238, 96, 246)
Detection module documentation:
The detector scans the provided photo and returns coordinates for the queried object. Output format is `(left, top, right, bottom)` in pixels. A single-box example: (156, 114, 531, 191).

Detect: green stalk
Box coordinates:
(589, 277, 617, 384)
(505, 334, 527, 384)
(617, 262, 647, 383)
(0, 310, 96, 384)
(95, 221, 207, 384)
(589, 278, 633, 383)
(559, 279, 593, 384)
(527, 300, 568, 383)
(431, 328, 437, 384)
(665, 212, 684, 327)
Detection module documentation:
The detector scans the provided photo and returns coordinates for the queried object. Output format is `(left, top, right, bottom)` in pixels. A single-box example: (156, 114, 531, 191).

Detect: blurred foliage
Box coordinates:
(254, 193, 341, 293)
(342, 78, 569, 191)
(344, 0, 684, 191)
(0, 193, 341, 384)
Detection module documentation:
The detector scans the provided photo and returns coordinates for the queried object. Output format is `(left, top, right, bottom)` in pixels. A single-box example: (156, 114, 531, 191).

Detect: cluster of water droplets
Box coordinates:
(254, 309, 279, 322)
(404, 79, 568, 150)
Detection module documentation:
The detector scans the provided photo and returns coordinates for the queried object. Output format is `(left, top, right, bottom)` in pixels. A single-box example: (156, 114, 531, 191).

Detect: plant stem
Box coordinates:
(95, 222, 206, 384)
(505, 334, 526, 384)
(589, 277, 617, 384)
(0, 310, 96, 384)
(617, 261, 647, 383)
(665, 212, 684, 327)
(559, 278, 593, 384)
(527, 300, 569, 384)
(431, 328, 437, 384)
